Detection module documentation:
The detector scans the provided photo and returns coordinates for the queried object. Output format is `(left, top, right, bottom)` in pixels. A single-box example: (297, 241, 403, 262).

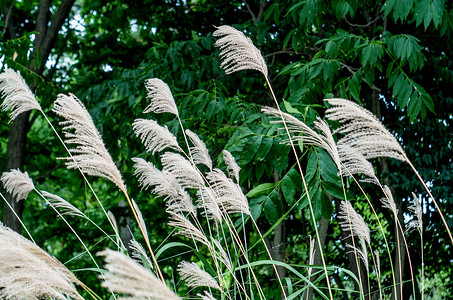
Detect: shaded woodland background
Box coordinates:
(1, 0, 452, 298)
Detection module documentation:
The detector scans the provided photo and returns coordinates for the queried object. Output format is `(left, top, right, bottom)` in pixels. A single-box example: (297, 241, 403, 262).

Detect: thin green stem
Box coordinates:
(265, 76, 332, 300)
(404, 155, 453, 246)
(0, 192, 35, 243)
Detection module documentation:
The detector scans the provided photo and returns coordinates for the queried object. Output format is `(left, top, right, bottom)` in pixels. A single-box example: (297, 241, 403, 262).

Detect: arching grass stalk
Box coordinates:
(41, 112, 125, 250)
(0, 192, 35, 243)
(35, 189, 99, 268)
(265, 77, 333, 300)
(403, 155, 452, 245)
(343, 168, 397, 298)
(338, 177, 366, 300)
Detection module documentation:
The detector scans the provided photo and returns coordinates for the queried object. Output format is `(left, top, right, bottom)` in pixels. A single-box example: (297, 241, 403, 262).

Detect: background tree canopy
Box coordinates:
(1, 0, 452, 299)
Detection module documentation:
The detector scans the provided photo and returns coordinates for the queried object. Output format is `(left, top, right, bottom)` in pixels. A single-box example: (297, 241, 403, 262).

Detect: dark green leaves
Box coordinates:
(415, 0, 444, 29)
(382, 0, 414, 21)
(387, 34, 424, 71)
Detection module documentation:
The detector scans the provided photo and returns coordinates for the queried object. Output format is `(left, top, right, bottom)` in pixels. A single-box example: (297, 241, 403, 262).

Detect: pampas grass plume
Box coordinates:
(1, 169, 35, 201)
(0, 68, 42, 121)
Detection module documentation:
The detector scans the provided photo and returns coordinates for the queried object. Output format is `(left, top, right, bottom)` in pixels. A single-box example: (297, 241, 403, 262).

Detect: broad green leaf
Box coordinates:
(321, 192, 334, 219)
(361, 42, 383, 67)
(318, 148, 339, 183)
(281, 172, 296, 204)
(283, 99, 302, 114)
(263, 190, 281, 224)
(382, 0, 414, 21)
(321, 180, 346, 200)
(246, 182, 277, 198)
(255, 136, 274, 162)
(408, 91, 422, 121)
(334, 0, 354, 19)
(414, 0, 444, 29)
(240, 134, 263, 165)
(249, 198, 264, 221)
(348, 71, 361, 102)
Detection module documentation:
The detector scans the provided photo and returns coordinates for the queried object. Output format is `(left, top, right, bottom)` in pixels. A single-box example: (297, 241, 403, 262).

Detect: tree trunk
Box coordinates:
(2, 113, 30, 233)
(2, 0, 75, 232)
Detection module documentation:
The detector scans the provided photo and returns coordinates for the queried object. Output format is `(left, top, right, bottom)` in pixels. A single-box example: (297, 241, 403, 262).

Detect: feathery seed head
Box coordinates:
(407, 192, 423, 234)
(380, 185, 398, 217)
(196, 187, 222, 223)
(0, 224, 82, 299)
(186, 129, 212, 170)
(338, 201, 370, 270)
(0, 68, 42, 121)
(133, 118, 181, 154)
(1, 169, 34, 201)
(213, 25, 268, 77)
(178, 261, 221, 290)
(99, 249, 180, 299)
(262, 106, 341, 172)
(132, 157, 195, 214)
(53, 93, 126, 193)
(144, 78, 179, 116)
(325, 98, 406, 161)
(161, 152, 205, 189)
(42, 191, 87, 219)
(129, 239, 153, 269)
(338, 200, 370, 245)
(167, 212, 210, 247)
(222, 150, 240, 182)
(207, 168, 250, 216)
(197, 291, 217, 300)
(337, 143, 378, 182)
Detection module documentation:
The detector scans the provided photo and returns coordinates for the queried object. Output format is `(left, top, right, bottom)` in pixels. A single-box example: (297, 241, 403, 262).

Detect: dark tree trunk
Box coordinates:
(2, 113, 30, 233)
(2, 0, 76, 232)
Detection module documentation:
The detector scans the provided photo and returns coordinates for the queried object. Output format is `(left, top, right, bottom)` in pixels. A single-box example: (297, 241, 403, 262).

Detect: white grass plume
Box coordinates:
(337, 144, 378, 183)
(0, 68, 42, 121)
(167, 212, 210, 247)
(53, 93, 126, 193)
(41, 191, 87, 219)
(196, 187, 222, 223)
(213, 25, 268, 77)
(197, 291, 217, 300)
(161, 152, 205, 189)
(380, 185, 398, 217)
(186, 129, 212, 170)
(107, 211, 121, 246)
(212, 239, 233, 273)
(207, 168, 250, 215)
(144, 78, 179, 116)
(178, 261, 221, 290)
(130, 239, 153, 269)
(133, 119, 181, 154)
(131, 199, 149, 245)
(1, 169, 34, 201)
(222, 150, 240, 182)
(132, 157, 195, 214)
(99, 249, 180, 299)
(325, 98, 405, 161)
(407, 193, 423, 234)
(262, 106, 341, 172)
(0, 223, 82, 300)
(338, 201, 370, 270)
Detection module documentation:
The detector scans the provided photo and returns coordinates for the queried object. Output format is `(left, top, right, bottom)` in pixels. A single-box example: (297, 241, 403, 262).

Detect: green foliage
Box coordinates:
(1, 0, 453, 298)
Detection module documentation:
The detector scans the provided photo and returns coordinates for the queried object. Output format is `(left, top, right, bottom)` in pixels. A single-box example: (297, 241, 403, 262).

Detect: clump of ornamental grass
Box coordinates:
(0, 23, 442, 300)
